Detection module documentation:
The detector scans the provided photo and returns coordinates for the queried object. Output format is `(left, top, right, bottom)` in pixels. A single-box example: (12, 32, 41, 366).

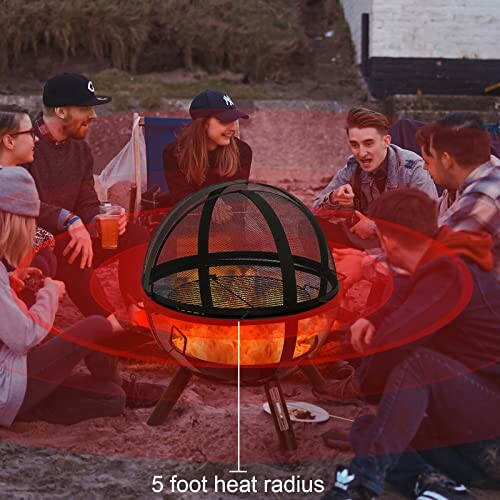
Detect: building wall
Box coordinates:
(340, 0, 500, 96)
(339, 0, 372, 63)
(340, 0, 500, 60)
(370, 0, 500, 59)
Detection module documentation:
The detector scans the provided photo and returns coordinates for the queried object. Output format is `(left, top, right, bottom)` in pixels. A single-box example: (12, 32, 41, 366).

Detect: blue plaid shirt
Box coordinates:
(439, 160, 500, 280)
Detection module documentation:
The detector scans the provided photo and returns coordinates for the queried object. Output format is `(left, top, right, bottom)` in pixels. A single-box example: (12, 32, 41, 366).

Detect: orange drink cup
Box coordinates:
(97, 205, 124, 250)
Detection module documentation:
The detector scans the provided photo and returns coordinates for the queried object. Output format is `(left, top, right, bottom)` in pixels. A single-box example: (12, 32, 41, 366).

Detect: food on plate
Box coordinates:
(289, 407, 315, 420)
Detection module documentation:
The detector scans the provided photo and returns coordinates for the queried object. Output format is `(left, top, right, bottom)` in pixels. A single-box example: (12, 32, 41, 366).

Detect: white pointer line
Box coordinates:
(229, 320, 247, 474)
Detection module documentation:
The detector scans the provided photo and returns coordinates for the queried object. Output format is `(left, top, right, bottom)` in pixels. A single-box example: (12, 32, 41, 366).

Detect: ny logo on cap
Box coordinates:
(223, 95, 234, 107)
(88, 81, 95, 93)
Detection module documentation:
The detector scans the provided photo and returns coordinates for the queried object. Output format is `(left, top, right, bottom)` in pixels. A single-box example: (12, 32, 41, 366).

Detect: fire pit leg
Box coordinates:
(147, 366, 193, 426)
(264, 379, 297, 451)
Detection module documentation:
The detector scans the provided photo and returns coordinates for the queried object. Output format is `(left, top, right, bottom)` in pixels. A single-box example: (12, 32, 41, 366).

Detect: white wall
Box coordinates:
(341, 0, 500, 60)
(339, 0, 372, 63)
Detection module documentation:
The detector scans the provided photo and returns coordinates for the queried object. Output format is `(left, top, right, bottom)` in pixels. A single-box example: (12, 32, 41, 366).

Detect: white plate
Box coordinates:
(262, 401, 330, 423)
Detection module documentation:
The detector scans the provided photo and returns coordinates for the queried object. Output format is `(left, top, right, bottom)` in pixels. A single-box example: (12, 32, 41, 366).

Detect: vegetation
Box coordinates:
(91, 69, 275, 111)
(0, 0, 308, 81)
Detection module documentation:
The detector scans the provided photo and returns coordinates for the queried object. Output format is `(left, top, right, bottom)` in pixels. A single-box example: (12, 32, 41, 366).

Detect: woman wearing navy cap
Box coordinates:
(162, 90, 252, 212)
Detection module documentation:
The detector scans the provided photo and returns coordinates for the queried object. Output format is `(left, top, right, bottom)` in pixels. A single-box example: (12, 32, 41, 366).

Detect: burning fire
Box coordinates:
(150, 314, 333, 365)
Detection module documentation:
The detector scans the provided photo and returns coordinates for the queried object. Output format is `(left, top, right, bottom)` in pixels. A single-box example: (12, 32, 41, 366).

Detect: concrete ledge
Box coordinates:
(384, 94, 500, 122)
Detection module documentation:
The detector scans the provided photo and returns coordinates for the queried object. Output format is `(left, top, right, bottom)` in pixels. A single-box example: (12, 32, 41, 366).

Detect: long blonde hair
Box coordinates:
(0, 211, 36, 268)
(175, 118, 240, 186)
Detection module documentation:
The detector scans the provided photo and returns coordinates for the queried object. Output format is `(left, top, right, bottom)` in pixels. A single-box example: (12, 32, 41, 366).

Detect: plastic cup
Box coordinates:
(97, 205, 125, 250)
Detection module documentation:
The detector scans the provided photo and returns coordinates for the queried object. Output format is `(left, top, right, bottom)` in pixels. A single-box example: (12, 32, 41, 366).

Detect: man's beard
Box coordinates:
(62, 121, 88, 140)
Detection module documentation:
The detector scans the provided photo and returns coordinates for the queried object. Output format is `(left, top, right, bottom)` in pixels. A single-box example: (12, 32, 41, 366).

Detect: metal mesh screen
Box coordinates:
(143, 181, 338, 319)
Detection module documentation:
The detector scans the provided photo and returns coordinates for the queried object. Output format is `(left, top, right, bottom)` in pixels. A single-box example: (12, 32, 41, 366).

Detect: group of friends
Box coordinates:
(0, 72, 498, 500)
(312, 102, 499, 499)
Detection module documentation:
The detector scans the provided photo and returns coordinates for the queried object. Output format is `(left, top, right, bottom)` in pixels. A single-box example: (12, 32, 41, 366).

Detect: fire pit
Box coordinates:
(142, 181, 340, 449)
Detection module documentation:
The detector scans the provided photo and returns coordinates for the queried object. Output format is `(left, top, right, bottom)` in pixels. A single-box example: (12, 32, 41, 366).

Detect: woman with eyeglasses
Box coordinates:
(0, 105, 56, 286)
(0, 105, 37, 158)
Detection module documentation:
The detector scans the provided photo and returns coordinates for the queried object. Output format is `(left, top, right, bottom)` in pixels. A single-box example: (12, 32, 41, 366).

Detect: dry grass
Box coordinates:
(0, 0, 308, 81)
(90, 69, 275, 111)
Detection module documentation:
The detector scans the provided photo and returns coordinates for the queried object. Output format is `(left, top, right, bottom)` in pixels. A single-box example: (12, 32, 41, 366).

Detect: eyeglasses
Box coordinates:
(10, 128, 36, 140)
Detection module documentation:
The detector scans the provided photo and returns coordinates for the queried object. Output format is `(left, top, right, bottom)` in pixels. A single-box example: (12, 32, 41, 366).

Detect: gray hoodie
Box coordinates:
(0, 262, 59, 426)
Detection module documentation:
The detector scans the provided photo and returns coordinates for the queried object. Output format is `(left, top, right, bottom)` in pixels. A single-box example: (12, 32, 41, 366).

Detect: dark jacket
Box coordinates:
(358, 229, 500, 394)
(24, 126, 100, 234)
(162, 137, 252, 206)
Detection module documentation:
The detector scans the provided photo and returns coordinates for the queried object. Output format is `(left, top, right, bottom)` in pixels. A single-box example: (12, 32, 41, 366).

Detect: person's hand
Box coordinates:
(9, 267, 43, 294)
(118, 212, 128, 236)
(63, 218, 93, 269)
(330, 183, 355, 206)
(333, 248, 366, 259)
(350, 211, 376, 240)
(350, 318, 376, 352)
(213, 199, 233, 224)
(333, 249, 365, 287)
(9, 273, 25, 294)
(43, 277, 66, 300)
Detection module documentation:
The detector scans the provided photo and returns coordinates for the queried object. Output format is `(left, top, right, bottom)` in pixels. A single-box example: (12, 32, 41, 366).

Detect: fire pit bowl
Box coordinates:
(144, 294, 340, 385)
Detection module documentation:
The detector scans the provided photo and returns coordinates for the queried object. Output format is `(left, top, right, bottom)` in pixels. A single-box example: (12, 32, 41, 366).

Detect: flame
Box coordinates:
(151, 255, 336, 365)
(150, 314, 332, 366)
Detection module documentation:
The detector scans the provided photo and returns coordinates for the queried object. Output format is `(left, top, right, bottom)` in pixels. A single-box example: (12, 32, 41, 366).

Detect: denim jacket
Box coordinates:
(312, 144, 438, 211)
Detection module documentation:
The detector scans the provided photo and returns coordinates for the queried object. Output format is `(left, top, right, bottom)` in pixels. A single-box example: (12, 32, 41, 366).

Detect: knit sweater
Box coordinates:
(0, 262, 59, 427)
(23, 125, 101, 234)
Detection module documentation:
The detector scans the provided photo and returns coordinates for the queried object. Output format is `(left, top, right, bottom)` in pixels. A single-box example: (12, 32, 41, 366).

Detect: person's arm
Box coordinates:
(38, 202, 71, 234)
(312, 164, 353, 209)
(408, 161, 438, 199)
(73, 144, 101, 224)
(367, 257, 469, 351)
(353, 257, 471, 394)
(0, 273, 60, 354)
(21, 165, 69, 234)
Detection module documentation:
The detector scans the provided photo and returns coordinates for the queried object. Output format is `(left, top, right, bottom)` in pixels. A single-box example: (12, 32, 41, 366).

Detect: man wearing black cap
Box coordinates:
(24, 73, 148, 326)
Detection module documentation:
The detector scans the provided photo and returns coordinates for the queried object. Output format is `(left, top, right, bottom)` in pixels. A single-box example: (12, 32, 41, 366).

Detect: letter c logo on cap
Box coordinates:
(88, 81, 95, 93)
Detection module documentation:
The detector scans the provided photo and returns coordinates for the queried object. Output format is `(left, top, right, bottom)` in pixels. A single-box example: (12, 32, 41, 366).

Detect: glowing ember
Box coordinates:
(150, 314, 333, 365)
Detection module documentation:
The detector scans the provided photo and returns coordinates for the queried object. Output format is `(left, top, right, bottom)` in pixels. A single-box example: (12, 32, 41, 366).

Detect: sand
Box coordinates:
(1, 109, 496, 499)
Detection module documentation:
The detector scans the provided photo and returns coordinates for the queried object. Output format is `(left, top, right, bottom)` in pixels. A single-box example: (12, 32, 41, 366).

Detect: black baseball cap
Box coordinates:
(43, 73, 112, 107)
(189, 90, 249, 122)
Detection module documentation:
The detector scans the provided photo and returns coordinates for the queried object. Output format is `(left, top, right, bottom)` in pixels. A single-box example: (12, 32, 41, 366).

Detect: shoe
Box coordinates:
(122, 374, 165, 409)
(103, 317, 153, 350)
(322, 428, 352, 451)
(414, 473, 475, 500)
(322, 466, 376, 499)
(313, 365, 363, 405)
(116, 316, 152, 338)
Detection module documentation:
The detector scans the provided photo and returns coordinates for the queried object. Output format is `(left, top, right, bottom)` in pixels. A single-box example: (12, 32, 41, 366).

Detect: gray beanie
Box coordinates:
(0, 167, 40, 217)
